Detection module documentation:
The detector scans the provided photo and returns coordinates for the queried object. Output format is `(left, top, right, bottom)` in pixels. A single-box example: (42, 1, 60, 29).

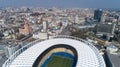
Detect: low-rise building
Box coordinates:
(33, 32, 48, 39)
(107, 44, 118, 54)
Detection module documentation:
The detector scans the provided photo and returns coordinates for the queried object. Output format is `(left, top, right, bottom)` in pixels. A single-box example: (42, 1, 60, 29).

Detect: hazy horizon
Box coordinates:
(0, 0, 120, 9)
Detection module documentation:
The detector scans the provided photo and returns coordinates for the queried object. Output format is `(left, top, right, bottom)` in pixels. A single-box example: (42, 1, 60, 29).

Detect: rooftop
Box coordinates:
(108, 53, 120, 67)
(3, 36, 106, 67)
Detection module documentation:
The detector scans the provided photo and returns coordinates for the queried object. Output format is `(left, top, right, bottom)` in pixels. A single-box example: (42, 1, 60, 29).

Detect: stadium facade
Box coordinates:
(3, 35, 107, 67)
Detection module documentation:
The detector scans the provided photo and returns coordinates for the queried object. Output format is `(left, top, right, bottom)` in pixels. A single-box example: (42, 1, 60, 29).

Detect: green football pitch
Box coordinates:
(46, 55, 73, 67)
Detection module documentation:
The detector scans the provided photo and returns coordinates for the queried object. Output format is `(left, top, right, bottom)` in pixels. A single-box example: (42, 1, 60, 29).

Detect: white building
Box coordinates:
(42, 21, 48, 32)
(3, 35, 106, 67)
(4, 44, 22, 58)
(107, 44, 118, 54)
(33, 32, 48, 39)
(75, 15, 79, 24)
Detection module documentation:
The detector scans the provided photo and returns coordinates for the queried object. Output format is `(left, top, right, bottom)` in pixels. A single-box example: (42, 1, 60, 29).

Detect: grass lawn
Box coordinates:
(46, 55, 73, 67)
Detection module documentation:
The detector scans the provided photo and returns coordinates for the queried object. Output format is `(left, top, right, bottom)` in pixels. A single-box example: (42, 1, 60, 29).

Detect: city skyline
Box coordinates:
(0, 2, 120, 67)
(0, 0, 120, 8)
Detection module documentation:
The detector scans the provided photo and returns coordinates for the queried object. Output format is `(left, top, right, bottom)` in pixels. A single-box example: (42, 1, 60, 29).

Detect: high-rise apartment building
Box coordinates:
(42, 21, 48, 32)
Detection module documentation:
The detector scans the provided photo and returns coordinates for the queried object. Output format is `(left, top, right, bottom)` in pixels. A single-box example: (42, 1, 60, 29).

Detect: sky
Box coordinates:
(0, 0, 120, 8)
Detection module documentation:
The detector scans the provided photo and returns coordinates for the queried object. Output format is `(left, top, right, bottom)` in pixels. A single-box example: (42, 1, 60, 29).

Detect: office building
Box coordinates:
(94, 9, 103, 22)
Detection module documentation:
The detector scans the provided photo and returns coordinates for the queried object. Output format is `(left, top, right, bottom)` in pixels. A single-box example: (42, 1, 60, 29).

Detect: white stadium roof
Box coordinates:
(3, 36, 106, 67)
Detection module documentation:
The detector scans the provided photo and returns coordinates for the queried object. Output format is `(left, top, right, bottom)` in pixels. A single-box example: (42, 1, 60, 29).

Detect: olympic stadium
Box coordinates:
(2, 35, 107, 67)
